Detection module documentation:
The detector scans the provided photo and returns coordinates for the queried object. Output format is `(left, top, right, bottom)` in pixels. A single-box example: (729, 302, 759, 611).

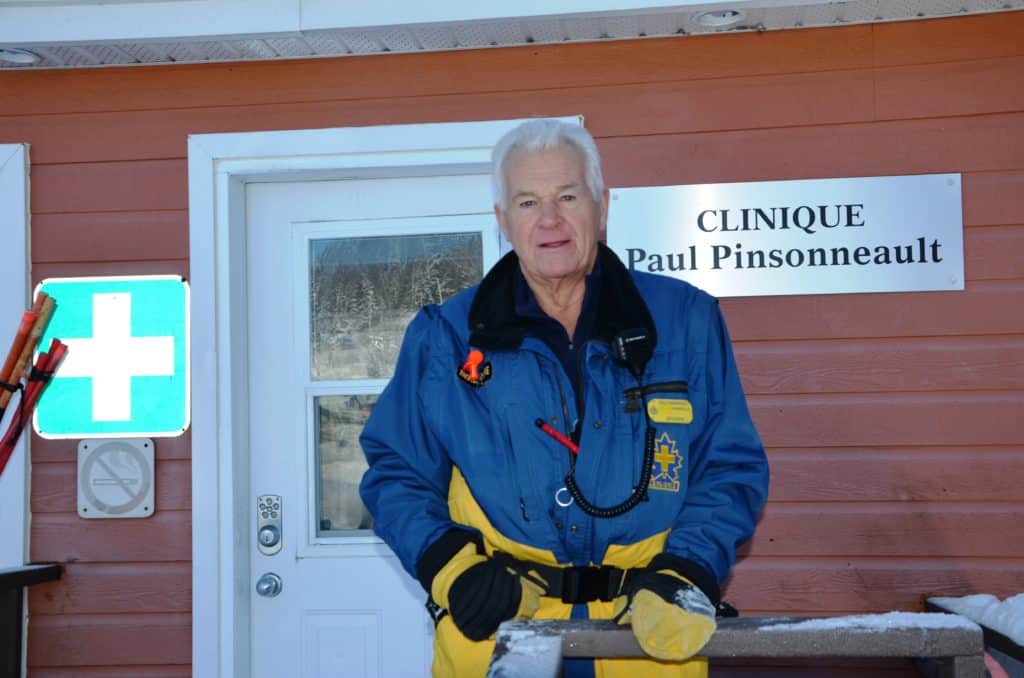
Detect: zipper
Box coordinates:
(571, 337, 612, 446)
(543, 354, 576, 470)
(572, 341, 587, 447)
(625, 380, 688, 398)
(535, 344, 599, 471)
(624, 380, 689, 412)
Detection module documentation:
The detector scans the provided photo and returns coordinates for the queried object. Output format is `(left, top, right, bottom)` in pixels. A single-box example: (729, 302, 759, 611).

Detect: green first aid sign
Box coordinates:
(34, 276, 190, 439)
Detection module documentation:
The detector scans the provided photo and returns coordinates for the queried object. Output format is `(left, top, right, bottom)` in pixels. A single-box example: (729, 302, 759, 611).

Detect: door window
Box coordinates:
(303, 225, 488, 538)
(309, 233, 482, 380)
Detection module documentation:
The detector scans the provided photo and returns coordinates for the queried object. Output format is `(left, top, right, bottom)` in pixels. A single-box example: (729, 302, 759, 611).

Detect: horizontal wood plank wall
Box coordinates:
(2, 9, 1022, 675)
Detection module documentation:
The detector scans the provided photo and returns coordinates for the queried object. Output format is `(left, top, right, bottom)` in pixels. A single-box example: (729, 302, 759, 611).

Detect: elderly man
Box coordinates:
(360, 119, 768, 677)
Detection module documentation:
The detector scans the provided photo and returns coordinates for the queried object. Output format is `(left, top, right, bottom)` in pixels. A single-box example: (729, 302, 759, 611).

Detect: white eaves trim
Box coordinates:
(300, 0, 825, 31)
(1, 0, 775, 43)
(0, 0, 302, 44)
(4, 0, 1022, 66)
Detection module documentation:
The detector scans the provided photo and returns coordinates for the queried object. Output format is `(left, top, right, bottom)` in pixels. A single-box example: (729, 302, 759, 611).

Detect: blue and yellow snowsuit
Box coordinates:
(360, 245, 769, 676)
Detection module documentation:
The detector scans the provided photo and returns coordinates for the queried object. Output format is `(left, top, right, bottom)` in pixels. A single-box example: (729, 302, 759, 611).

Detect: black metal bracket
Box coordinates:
(1, 564, 62, 678)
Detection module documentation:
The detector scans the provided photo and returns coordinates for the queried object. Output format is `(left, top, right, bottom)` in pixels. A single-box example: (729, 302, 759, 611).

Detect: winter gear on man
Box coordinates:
(360, 244, 768, 677)
(613, 554, 718, 661)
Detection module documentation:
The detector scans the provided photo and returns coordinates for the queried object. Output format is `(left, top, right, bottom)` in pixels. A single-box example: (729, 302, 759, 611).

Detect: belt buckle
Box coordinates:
(560, 565, 616, 604)
(560, 566, 587, 604)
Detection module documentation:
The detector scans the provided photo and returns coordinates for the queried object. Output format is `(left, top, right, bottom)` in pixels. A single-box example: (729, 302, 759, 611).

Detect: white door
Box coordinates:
(245, 174, 500, 677)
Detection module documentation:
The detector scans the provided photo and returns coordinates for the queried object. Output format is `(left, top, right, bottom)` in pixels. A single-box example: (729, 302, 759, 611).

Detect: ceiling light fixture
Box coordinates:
(696, 9, 746, 28)
(0, 48, 42, 65)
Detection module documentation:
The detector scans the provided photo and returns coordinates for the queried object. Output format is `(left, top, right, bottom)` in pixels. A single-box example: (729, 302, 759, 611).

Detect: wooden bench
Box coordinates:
(487, 613, 985, 677)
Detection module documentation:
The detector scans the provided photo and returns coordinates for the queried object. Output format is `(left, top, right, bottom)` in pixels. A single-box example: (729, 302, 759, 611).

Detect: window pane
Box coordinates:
(315, 394, 377, 534)
(310, 232, 483, 380)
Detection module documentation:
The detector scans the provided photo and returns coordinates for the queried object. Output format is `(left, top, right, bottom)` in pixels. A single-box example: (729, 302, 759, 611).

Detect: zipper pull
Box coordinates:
(624, 387, 642, 413)
(520, 497, 530, 521)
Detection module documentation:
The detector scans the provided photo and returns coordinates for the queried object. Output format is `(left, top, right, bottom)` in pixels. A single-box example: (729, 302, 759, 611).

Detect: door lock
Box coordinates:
(258, 524, 280, 548)
(257, 494, 282, 555)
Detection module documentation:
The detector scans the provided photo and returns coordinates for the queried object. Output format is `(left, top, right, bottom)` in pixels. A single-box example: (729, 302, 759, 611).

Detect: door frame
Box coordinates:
(0, 144, 29, 678)
(0, 144, 30, 571)
(187, 116, 580, 678)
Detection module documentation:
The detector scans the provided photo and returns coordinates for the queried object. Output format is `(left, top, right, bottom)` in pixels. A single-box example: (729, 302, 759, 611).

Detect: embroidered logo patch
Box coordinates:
(457, 349, 492, 388)
(649, 432, 684, 492)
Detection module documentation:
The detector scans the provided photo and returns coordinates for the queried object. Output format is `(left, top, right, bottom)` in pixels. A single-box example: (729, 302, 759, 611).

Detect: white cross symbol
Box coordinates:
(57, 293, 175, 422)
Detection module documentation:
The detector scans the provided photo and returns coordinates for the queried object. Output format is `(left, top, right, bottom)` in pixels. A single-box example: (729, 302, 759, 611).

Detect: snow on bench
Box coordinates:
(487, 613, 985, 678)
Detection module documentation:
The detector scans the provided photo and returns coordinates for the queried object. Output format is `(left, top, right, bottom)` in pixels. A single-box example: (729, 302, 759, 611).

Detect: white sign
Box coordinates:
(607, 174, 964, 298)
(77, 438, 154, 519)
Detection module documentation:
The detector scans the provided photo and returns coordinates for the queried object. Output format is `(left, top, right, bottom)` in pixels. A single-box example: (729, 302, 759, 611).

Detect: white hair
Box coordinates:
(491, 119, 605, 211)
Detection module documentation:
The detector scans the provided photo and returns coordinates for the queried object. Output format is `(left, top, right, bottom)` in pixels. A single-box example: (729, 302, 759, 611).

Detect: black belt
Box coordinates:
(425, 553, 740, 623)
(492, 552, 633, 604)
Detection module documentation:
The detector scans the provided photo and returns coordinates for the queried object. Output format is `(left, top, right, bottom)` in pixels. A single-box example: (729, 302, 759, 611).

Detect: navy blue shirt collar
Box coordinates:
(513, 255, 602, 381)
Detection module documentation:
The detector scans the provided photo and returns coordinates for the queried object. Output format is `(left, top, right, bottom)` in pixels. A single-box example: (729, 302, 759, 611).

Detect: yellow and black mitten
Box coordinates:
(613, 554, 718, 661)
(417, 529, 544, 641)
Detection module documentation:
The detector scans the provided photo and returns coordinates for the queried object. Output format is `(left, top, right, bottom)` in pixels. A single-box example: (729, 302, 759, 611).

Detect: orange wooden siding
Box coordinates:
(2, 10, 1022, 675)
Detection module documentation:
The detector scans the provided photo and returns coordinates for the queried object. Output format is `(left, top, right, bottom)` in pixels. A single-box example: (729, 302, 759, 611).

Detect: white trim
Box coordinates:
(4, 1, 1020, 70)
(1, 0, 301, 44)
(0, 144, 29, 678)
(188, 116, 579, 677)
(0, 144, 30, 570)
(301, 0, 806, 30)
(3, 0, 817, 44)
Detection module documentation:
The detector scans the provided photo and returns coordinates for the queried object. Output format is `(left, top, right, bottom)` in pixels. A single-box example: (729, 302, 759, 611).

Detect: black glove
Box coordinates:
(418, 530, 543, 641)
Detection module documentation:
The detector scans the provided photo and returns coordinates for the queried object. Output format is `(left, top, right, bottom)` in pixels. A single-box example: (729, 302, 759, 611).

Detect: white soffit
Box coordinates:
(0, 0, 1022, 69)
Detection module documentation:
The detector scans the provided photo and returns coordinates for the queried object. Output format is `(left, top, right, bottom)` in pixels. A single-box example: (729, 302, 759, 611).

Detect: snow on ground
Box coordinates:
(759, 612, 980, 632)
(931, 594, 1024, 647)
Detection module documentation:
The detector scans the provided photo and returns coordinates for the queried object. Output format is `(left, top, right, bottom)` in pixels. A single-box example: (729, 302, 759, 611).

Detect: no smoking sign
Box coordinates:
(77, 438, 155, 519)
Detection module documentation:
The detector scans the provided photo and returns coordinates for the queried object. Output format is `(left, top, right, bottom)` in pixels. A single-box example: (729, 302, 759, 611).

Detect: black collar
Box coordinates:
(467, 242, 657, 353)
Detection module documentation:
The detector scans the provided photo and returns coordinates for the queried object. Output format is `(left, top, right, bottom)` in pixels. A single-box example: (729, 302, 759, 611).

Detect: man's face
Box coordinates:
(495, 146, 609, 286)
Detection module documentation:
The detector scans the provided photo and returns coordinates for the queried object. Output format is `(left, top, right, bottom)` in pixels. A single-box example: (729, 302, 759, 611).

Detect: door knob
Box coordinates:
(256, 572, 283, 598)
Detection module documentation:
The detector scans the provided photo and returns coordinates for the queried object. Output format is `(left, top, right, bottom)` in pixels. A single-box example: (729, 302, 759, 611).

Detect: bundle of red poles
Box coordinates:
(0, 291, 67, 477)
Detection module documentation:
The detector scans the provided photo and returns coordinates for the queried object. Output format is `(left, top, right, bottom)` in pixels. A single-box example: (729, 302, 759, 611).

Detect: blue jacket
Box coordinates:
(360, 244, 768, 605)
